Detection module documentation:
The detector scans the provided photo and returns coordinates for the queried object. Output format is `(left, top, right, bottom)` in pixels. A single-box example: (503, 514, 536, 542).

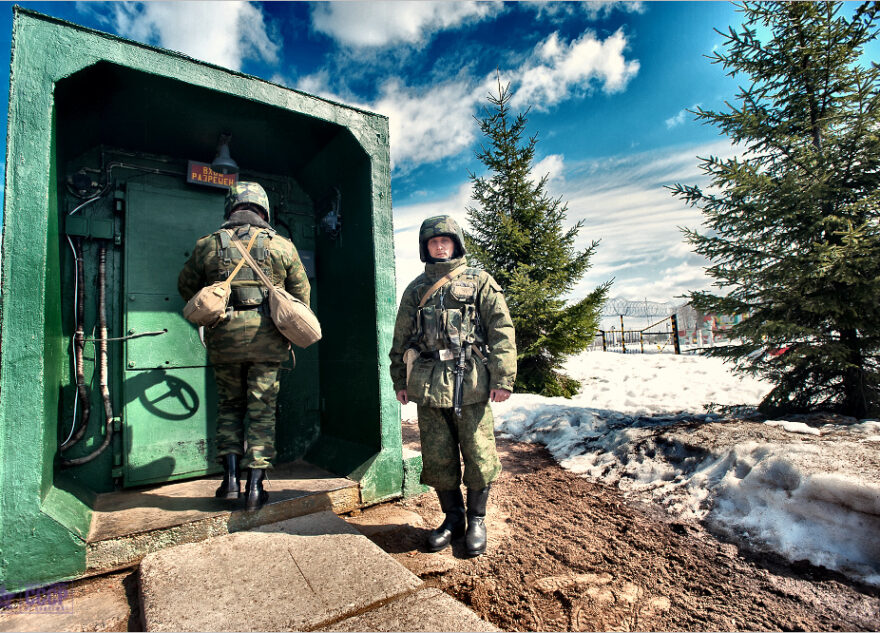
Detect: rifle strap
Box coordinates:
(418, 265, 468, 308)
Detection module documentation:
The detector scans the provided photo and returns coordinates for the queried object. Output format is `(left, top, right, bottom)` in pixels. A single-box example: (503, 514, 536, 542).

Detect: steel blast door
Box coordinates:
(122, 179, 224, 486)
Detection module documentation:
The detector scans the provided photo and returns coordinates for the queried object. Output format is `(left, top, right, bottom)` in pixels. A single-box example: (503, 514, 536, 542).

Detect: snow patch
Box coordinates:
(493, 351, 880, 586)
(764, 419, 821, 435)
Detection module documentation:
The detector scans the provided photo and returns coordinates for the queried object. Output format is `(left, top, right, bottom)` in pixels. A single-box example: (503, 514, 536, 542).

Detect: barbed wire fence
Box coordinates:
(590, 298, 742, 354)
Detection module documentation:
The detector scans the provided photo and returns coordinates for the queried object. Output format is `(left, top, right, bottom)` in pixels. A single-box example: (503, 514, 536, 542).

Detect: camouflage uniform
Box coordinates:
(389, 216, 516, 490)
(178, 182, 310, 470)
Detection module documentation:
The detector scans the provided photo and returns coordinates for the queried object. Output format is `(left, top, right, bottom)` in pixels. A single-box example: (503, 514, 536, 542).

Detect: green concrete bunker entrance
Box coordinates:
(54, 62, 356, 492)
(0, 9, 400, 590)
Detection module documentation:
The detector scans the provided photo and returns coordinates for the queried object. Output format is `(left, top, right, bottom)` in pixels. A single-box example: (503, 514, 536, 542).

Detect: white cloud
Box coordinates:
(109, 1, 279, 71)
(582, 1, 646, 19)
(390, 140, 739, 305)
(619, 261, 712, 304)
(665, 109, 687, 129)
(530, 154, 566, 184)
(526, 1, 645, 21)
(270, 71, 479, 172)
(357, 27, 637, 171)
(665, 104, 700, 129)
(310, 1, 500, 48)
(373, 79, 485, 170)
(555, 139, 740, 303)
(288, 26, 637, 173)
(290, 71, 339, 100)
(508, 29, 640, 110)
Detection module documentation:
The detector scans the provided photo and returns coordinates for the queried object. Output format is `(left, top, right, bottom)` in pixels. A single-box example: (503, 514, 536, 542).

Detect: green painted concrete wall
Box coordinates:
(0, 8, 400, 590)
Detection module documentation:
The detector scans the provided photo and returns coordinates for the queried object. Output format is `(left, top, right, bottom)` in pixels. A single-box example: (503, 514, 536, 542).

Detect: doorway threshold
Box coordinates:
(84, 460, 359, 578)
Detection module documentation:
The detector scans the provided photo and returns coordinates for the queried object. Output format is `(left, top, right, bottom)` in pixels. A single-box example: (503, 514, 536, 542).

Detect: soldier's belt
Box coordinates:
(420, 347, 485, 362)
(232, 302, 269, 315)
(420, 345, 488, 362)
(421, 350, 455, 361)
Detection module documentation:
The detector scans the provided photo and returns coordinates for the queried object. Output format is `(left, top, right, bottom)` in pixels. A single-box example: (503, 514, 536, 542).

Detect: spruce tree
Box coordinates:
(671, 1, 880, 417)
(466, 80, 610, 397)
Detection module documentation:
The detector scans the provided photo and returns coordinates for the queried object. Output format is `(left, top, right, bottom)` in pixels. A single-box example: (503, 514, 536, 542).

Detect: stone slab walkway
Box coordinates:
(139, 511, 499, 632)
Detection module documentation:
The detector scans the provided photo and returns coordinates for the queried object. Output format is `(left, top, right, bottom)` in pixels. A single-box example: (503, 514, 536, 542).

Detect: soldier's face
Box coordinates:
(427, 236, 455, 260)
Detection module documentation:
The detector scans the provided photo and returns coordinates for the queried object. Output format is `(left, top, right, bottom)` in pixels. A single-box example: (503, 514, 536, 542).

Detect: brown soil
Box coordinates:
(350, 421, 880, 632)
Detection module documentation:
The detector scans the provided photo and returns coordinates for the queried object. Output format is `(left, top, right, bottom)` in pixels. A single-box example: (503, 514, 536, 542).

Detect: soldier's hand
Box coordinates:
(396, 389, 409, 405)
(490, 389, 511, 403)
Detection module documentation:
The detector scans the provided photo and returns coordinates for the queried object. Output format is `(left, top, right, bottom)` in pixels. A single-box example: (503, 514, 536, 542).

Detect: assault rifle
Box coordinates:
(453, 345, 467, 417)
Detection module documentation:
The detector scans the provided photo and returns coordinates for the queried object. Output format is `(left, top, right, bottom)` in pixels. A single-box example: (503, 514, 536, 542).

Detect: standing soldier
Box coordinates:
(390, 215, 516, 556)
(178, 181, 310, 511)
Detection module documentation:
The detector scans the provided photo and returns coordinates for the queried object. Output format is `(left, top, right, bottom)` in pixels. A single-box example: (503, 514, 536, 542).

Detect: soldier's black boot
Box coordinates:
(215, 453, 241, 500)
(244, 468, 269, 511)
(426, 488, 466, 552)
(465, 486, 490, 557)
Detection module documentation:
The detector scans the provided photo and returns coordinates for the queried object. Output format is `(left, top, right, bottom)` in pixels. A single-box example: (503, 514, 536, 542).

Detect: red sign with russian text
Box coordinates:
(187, 160, 238, 189)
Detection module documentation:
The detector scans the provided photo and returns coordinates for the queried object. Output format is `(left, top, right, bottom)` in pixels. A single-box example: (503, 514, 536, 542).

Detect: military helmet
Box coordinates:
(225, 181, 270, 222)
(418, 215, 467, 262)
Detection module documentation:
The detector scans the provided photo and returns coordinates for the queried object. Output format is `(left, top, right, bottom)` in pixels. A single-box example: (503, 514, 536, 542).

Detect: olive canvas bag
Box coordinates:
(182, 231, 260, 327)
(229, 233, 322, 348)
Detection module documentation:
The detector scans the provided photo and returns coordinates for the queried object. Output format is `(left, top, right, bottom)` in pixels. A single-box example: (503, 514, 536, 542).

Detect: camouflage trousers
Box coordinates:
(416, 401, 501, 491)
(213, 361, 281, 469)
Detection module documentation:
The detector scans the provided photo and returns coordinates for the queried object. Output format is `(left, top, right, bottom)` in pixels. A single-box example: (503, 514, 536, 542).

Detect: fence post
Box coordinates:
(670, 313, 681, 355)
(640, 331, 644, 354)
(620, 315, 626, 354)
(600, 330, 606, 352)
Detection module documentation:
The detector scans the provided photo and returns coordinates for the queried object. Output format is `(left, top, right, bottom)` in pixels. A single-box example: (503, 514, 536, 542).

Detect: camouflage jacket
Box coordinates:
(389, 256, 516, 407)
(178, 216, 310, 364)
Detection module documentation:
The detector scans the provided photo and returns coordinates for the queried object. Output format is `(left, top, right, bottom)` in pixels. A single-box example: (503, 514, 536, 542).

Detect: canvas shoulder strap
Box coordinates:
(222, 230, 260, 286)
(418, 265, 468, 308)
(229, 232, 279, 290)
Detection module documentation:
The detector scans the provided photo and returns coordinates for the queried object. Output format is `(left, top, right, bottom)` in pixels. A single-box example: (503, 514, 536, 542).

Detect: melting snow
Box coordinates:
(485, 351, 880, 587)
(763, 419, 822, 435)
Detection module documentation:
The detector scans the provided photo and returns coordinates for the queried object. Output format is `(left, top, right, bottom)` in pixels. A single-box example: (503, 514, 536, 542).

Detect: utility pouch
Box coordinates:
(460, 304, 479, 343)
(445, 308, 464, 346)
(449, 280, 476, 302)
(419, 305, 443, 350)
(183, 232, 259, 327)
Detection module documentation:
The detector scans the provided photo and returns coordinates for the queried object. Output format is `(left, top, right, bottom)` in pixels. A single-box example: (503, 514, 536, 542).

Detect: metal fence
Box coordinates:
(591, 315, 680, 354)
(591, 308, 743, 354)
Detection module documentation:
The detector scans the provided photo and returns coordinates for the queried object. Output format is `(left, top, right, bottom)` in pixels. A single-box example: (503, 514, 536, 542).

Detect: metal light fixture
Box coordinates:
(211, 133, 239, 175)
(320, 187, 342, 239)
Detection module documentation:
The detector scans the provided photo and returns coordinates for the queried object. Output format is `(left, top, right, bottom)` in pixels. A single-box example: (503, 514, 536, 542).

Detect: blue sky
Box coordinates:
(0, 2, 874, 305)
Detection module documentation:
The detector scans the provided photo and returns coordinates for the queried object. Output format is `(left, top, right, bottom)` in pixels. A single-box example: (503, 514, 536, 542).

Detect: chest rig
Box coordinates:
(412, 267, 487, 356)
(216, 225, 275, 309)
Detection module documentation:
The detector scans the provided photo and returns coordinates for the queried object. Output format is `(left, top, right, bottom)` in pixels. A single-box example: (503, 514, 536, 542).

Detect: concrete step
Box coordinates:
(139, 511, 499, 632)
(86, 461, 359, 577)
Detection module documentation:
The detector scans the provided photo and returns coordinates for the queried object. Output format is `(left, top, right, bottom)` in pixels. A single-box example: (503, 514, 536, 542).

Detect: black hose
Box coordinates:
(60, 238, 90, 451)
(62, 243, 114, 468)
